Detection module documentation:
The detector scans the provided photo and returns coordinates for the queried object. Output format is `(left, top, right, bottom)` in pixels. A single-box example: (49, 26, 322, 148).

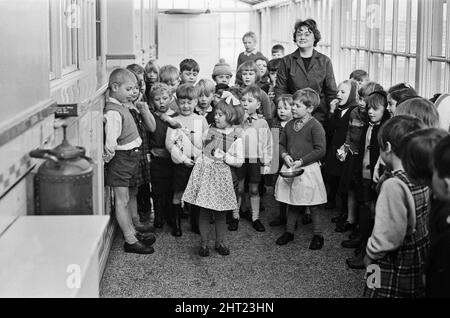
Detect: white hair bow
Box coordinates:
(222, 91, 240, 106)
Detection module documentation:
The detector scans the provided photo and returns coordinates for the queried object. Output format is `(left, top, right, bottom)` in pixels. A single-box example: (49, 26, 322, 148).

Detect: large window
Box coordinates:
(49, 0, 97, 81)
(340, 0, 418, 89)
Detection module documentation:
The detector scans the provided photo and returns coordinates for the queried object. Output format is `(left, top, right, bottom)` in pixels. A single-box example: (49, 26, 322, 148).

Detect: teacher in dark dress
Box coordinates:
(274, 19, 337, 125)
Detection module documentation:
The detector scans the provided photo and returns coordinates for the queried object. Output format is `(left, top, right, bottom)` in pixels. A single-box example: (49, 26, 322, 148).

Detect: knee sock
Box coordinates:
(286, 205, 298, 234)
(250, 195, 260, 221)
(214, 211, 226, 246)
(198, 208, 211, 246)
(310, 205, 323, 236)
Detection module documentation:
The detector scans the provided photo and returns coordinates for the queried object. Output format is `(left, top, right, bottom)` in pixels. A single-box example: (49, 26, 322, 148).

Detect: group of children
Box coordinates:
(103, 30, 450, 297)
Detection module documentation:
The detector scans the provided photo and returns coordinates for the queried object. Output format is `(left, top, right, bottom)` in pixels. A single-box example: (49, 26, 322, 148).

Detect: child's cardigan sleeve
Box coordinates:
(258, 120, 273, 167)
(366, 177, 416, 260)
(301, 120, 326, 166)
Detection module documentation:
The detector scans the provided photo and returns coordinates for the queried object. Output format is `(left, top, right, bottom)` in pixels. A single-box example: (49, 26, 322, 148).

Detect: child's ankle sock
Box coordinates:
(250, 196, 260, 221)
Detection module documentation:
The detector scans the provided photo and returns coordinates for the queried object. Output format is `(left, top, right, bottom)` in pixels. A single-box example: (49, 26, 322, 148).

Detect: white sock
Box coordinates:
(250, 196, 260, 221)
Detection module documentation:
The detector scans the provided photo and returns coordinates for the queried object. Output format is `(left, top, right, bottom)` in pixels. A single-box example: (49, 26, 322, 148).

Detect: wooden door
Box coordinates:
(158, 13, 220, 82)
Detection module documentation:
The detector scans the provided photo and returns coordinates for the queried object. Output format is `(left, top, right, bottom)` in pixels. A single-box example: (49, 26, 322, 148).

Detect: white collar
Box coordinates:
(244, 50, 258, 56)
(195, 105, 213, 114)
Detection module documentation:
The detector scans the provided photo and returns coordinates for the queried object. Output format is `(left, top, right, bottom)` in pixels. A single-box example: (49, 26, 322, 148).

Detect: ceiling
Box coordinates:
(238, 0, 269, 5)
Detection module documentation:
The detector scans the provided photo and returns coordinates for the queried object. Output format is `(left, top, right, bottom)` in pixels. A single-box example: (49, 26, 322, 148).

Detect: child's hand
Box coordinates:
(363, 255, 373, 268)
(214, 149, 226, 160)
(136, 101, 149, 113)
(160, 113, 182, 129)
(284, 155, 294, 167)
(292, 159, 303, 170)
(183, 158, 195, 167)
(336, 144, 347, 162)
(330, 99, 339, 114)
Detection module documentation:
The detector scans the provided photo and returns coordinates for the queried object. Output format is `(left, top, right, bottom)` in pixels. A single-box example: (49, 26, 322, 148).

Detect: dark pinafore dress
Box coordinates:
(364, 170, 430, 298)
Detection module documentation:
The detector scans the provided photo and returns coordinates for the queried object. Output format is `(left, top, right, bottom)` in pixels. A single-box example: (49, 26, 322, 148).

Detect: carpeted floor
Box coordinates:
(100, 188, 365, 298)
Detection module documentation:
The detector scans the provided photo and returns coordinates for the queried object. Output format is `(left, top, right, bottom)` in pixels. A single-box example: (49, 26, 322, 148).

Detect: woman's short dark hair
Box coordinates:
(388, 82, 415, 94)
(400, 128, 449, 184)
(293, 19, 321, 47)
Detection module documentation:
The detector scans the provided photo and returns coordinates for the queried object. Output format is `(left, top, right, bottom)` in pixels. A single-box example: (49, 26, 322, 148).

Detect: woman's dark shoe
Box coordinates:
(228, 218, 239, 231)
(309, 235, 324, 250)
(302, 213, 312, 225)
(252, 219, 265, 232)
(331, 213, 347, 223)
(124, 241, 154, 254)
(269, 216, 286, 227)
(136, 232, 156, 246)
(198, 246, 210, 257)
(341, 236, 362, 248)
(335, 221, 356, 233)
(346, 253, 365, 269)
(215, 244, 230, 256)
(276, 232, 294, 245)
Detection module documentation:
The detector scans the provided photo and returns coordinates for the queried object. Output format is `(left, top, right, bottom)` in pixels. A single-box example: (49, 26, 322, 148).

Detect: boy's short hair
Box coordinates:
(241, 84, 263, 102)
(149, 82, 171, 99)
(400, 128, 449, 184)
(159, 65, 179, 84)
(271, 44, 285, 54)
(389, 88, 418, 105)
(358, 82, 384, 99)
(433, 135, 450, 179)
(126, 64, 145, 76)
(180, 58, 200, 73)
(176, 83, 197, 100)
(108, 68, 137, 88)
(237, 60, 261, 83)
(349, 69, 368, 82)
(293, 19, 321, 46)
(242, 31, 257, 42)
(144, 59, 160, 75)
(293, 88, 320, 110)
(267, 58, 282, 72)
(276, 94, 293, 107)
(395, 97, 440, 128)
(195, 79, 215, 96)
(378, 115, 425, 156)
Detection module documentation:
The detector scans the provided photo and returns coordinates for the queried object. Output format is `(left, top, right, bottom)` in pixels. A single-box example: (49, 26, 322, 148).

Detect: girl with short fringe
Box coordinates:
(236, 60, 275, 123)
(144, 59, 160, 102)
(182, 99, 244, 257)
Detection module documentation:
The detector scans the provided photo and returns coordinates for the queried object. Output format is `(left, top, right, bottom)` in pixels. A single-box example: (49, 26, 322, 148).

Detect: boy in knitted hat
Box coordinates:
(212, 59, 233, 86)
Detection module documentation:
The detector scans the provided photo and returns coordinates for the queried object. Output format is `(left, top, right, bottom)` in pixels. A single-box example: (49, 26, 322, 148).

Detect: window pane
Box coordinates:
(383, 54, 392, 88)
(220, 13, 234, 38)
(397, 0, 407, 52)
(351, 50, 357, 70)
(358, 50, 368, 69)
(173, 0, 189, 8)
(410, 0, 418, 54)
(360, 0, 367, 47)
(189, 0, 205, 9)
(235, 12, 250, 38)
(351, 0, 357, 46)
(396, 56, 407, 83)
(220, 38, 235, 69)
(385, 0, 393, 51)
(408, 58, 416, 87)
(430, 62, 446, 94)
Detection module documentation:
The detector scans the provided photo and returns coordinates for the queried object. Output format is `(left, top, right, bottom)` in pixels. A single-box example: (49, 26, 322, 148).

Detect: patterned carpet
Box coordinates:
(100, 188, 365, 298)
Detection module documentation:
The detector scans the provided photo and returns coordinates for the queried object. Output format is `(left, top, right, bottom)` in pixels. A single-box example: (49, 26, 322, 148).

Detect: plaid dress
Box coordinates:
(364, 170, 430, 298)
(129, 107, 151, 187)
